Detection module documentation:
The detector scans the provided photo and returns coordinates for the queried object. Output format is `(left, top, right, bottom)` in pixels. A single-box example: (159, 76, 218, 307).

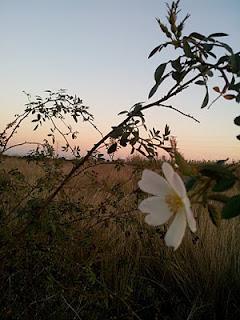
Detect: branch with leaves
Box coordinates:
(0, 0, 240, 232)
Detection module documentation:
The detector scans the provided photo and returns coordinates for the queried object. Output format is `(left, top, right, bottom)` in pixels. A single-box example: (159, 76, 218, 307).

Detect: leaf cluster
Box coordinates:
(148, 1, 240, 139)
(184, 160, 240, 223)
(107, 104, 171, 159)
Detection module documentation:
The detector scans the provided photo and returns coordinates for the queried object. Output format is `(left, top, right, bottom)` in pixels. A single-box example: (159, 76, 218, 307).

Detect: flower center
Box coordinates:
(165, 192, 183, 214)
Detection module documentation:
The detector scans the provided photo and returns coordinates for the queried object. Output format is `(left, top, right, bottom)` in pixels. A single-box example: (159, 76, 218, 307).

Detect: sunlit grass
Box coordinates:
(0, 155, 239, 319)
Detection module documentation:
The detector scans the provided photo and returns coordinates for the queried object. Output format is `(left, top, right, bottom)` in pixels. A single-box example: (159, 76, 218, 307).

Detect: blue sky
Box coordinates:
(0, 0, 239, 160)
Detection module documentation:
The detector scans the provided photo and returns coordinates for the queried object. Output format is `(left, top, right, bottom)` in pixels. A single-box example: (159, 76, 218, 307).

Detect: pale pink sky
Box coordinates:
(1, 0, 239, 161)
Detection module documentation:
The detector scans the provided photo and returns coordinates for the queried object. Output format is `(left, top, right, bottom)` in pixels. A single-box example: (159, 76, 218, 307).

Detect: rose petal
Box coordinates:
(172, 172, 187, 198)
(138, 169, 171, 196)
(162, 162, 186, 198)
(138, 196, 173, 226)
(183, 197, 197, 232)
(164, 210, 186, 250)
(162, 162, 174, 184)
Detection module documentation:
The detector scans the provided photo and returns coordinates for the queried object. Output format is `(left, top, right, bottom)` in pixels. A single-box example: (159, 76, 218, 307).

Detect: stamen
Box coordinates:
(165, 192, 183, 213)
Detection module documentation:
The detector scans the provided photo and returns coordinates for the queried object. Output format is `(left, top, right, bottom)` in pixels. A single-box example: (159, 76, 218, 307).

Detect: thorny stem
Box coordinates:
(6, 64, 217, 227)
(39, 71, 204, 214)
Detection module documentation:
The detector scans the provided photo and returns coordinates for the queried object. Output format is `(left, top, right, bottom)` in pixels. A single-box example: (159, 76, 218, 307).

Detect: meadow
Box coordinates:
(1, 0, 240, 318)
(0, 155, 239, 320)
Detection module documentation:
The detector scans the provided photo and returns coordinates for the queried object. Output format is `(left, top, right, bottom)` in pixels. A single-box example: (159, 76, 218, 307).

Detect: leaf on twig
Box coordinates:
(148, 84, 159, 99)
(234, 116, 240, 126)
(222, 195, 240, 219)
(148, 45, 163, 59)
(201, 88, 209, 108)
(189, 32, 206, 41)
(154, 63, 167, 84)
(208, 204, 221, 227)
(107, 143, 117, 154)
(213, 86, 221, 93)
(183, 40, 193, 58)
(223, 94, 236, 100)
(195, 80, 205, 86)
(208, 32, 228, 38)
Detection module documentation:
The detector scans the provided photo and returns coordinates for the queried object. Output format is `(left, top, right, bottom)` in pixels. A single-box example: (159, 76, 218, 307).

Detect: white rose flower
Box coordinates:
(138, 162, 196, 250)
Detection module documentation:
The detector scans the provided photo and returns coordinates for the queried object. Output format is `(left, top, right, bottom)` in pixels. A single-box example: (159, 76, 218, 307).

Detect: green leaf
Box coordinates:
(217, 55, 229, 65)
(212, 176, 236, 192)
(228, 76, 236, 90)
(132, 102, 142, 113)
(234, 116, 240, 126)
(148, 45, 162, 59)
(171, 57, 182, 71)
(172, 71, 185, 83)
(208, 204, 221, 227)
(107, 143, 117, 154)
(200, 163, 234, 181)
(120, 132, 130, 147)
(149, 66, 169, 99)
(208, 51, 217, 59)
(208, 32, 228, 38)
(183, 40, 193, 58)
(229, 54, 240, 74)
(185, 176, 197, 192)
(110, 127, 123, 139)
(164, 124, 170, 136)
(200, 163, 236, 192)
(230, 81, 240, 91)
(148, 83, 159, 99)
(207, 70, 213, 77)
(130, 131, 139, 146)
(118, 110, 128, 115)
(222, 195, 240, 219)
(195, 80, 205, 86)
(189, 32, 206, 41)
(220, 42, 233, 54)
(203, 44, 214, 52)
(236, 94, 240, 103)
(154, 63, 167, 84)
(201, 89, 209, 108)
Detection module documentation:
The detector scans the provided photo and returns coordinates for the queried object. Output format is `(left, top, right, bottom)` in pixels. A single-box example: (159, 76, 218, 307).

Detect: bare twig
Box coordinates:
(25, 71, 204, 216)
(50, 118, 76, 156)
(1, 111, 31, 152)
(159, 104, 200, 123)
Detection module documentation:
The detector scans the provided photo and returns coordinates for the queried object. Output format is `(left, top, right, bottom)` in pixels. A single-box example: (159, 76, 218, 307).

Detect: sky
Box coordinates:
(0, 0, 239, 160)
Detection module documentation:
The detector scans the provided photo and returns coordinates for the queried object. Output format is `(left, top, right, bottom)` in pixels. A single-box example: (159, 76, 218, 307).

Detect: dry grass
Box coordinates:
(0, 155, 240, 319)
